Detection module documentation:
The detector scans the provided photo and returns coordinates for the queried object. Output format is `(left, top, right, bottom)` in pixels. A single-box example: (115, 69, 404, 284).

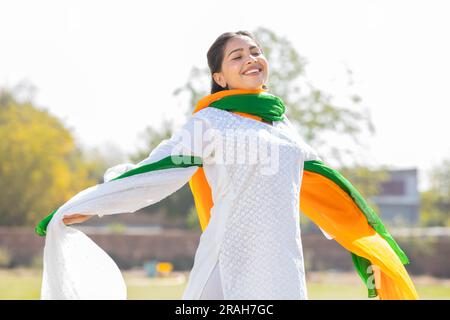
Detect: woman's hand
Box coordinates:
(63, 214, 95, 226)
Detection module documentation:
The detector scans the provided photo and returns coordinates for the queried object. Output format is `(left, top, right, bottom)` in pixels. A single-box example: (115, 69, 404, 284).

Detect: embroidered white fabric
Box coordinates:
(183, 108, 325, 300)
(40, 107, 330, 299)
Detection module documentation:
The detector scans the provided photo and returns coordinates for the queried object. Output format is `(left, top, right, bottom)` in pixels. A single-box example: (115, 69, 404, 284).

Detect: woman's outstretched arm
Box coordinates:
(38, 111, 215, 299)
(35, 111, 214, 236)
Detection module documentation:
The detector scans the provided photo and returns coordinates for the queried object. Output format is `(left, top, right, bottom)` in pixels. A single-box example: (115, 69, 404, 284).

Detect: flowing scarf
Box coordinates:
(189, 89, 418, 300)
(36, 89, 419, 299)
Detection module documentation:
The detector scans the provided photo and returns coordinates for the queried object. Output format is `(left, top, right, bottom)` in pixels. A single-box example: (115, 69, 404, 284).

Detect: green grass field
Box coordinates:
(1, 268, 449, 300)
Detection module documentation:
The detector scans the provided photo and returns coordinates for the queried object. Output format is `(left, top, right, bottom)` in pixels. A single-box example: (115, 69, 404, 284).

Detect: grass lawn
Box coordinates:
(1, 268, 449, 300)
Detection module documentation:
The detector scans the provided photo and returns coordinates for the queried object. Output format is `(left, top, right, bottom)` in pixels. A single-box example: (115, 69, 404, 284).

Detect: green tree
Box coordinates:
(420, 158, 450, 227)
(0, 85, 98, 226)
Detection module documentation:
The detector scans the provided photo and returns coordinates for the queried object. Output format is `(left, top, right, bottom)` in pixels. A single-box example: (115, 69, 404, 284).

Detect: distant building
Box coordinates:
(371, 168, 420, 227)
(306, 167, 421, 235)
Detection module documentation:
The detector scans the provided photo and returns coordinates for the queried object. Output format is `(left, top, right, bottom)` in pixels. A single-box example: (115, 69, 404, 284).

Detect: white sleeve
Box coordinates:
(56, 113, 212, 219)
(41, 112, 213, 300)
(282, 115, 323, 162)
(283, 116, 333, 239)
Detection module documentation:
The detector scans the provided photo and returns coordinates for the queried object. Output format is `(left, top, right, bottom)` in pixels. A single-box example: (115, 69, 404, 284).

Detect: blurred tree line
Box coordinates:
(0, 84, 99, 226)
(1, 27, 448, 229)
(420, 160, 450, 227)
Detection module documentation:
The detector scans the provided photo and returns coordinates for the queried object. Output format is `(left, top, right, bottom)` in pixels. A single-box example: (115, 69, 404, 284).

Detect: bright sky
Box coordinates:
(1, 0, 449, 191)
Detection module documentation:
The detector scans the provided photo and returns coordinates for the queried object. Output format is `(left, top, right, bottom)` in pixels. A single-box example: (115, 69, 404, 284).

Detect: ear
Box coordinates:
(213, 72, 227, 88)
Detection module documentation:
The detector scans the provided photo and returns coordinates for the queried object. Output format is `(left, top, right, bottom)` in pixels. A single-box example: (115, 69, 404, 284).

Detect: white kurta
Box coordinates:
(181, 108, 324, 300)
(40, 107, 331, 300)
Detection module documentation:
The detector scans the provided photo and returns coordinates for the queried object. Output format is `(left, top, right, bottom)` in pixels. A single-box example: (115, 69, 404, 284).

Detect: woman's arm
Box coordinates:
(35, 111, 214, 235)
(38, 111, 215, 299)
(62, 213, 94, 225)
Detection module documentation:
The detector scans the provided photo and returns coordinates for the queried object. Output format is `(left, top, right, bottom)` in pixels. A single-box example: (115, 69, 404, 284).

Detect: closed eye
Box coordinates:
(232, 52, 261, 60)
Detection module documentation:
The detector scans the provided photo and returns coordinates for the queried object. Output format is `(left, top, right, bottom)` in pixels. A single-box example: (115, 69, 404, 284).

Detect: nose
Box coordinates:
(245, 54, 258, 64)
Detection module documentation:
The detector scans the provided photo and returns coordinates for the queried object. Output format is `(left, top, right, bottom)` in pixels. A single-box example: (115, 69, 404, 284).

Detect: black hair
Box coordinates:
(207, 31, 264, 94)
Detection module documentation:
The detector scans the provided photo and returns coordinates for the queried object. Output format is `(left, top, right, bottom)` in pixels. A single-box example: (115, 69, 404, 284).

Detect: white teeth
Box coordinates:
(244, 69, 260, 75)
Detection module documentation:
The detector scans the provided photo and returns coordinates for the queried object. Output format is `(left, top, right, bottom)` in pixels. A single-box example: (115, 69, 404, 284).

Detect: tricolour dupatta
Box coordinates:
(188, 88, 419, 300)
(36, 89, 418, 299)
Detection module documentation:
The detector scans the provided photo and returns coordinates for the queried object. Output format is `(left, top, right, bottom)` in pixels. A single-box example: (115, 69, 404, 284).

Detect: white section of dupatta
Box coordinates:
(40, 112, 212, 299)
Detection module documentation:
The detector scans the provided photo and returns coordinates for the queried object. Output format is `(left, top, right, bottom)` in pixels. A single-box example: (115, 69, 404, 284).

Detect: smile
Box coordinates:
(242, 68, 262, 76)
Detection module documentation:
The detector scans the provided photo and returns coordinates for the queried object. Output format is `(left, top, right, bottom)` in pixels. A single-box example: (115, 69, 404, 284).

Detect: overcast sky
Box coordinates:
(1, 0, 449, 191)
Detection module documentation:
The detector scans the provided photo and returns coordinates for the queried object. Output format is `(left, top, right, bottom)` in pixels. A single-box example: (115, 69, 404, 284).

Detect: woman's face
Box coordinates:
(213, 35, 269, 91)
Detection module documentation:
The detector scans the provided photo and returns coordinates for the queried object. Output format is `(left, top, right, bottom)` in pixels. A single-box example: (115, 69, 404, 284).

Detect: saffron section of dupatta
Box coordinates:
(299, 166, 419, 299)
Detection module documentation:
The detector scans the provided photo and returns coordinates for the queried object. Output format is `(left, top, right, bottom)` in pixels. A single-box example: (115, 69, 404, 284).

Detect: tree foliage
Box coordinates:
(420, 158, 450, 227)
(0, 86, 97, 226)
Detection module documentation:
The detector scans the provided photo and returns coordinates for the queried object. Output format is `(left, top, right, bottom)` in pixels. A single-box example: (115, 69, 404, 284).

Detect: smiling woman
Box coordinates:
(36, 30, 418, 301)
(207, 31, 269, 93)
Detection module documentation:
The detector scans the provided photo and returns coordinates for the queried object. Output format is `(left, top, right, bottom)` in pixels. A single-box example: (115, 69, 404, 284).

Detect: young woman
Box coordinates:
(36, 31, 418, 300)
